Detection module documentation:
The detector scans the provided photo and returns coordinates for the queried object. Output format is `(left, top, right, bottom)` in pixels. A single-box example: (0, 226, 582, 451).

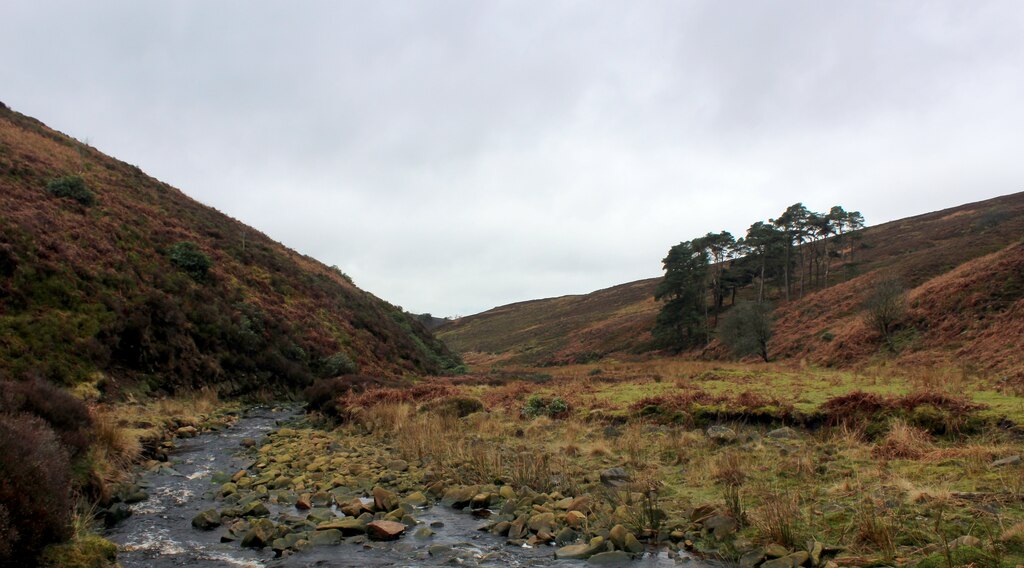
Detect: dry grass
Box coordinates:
(750, 487, 802, 547)
(89, 409, 142, 479)
(873, 420, 934, 460)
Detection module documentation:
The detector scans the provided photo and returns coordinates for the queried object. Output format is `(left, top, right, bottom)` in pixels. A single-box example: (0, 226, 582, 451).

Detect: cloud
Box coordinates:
(3, 1, 1023, 315)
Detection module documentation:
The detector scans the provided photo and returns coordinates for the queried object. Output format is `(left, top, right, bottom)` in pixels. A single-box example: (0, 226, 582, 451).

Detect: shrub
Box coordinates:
(422, 396, 484, 418)
(46, 176, 96, 206)
(320, 351, 358, 377)
(719, 301, 773, 362)
(862, 276, 907, 351)
(522, 395, 570, 418)
(0, 379, 93, 459)
(302, 375, 402, 419)
(168, 241, 212, 281)
(0, 413, 74, 564)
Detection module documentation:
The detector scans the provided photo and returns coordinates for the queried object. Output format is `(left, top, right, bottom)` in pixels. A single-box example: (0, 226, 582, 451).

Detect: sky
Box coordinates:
(3, 1, 1024, 317)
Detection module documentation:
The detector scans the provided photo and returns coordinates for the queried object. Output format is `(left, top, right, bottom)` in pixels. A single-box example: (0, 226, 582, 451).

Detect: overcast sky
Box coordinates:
(3, 2, 1023, 316)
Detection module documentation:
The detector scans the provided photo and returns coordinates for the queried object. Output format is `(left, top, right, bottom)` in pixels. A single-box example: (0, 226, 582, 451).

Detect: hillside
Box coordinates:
(439, 191, 1024, 375)
(0, 103, 458, 395)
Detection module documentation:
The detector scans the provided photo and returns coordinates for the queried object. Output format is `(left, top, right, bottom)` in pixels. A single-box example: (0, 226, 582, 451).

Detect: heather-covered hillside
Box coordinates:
(0, 104, 459, 395)
(439, 192, 1024, 378)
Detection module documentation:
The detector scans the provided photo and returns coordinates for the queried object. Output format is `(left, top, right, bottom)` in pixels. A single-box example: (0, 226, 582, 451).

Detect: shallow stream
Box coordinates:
(106, 406, 703, 567)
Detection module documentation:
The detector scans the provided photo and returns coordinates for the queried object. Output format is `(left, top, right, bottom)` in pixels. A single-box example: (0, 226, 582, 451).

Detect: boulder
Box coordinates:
(600, 467, 630, 487)
(528, 512, 555, 533)
(623, 533, 644, 554)
(402, 491, 429, 508)
(991, 455, 1021, 468)
(442, 485, 479, 509)
(706, 425, 737, 444)
(191, 509, 222, 530)
(565, 510, 587, 528)
(309, 529, 342, 546)
(386, 459, 409, 472)
(295, 494, 312, 510)
(767, 427, 800, 440)
(367, 520, 407, 541)
(609, 524, 629, 550)
(372, 486, 399, 512)
(588, 550, 632, 565)
(555, 536, 607, 560)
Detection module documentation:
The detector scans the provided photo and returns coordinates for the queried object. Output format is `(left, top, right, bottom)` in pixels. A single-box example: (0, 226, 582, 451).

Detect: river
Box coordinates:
(106, 406, 699, 567)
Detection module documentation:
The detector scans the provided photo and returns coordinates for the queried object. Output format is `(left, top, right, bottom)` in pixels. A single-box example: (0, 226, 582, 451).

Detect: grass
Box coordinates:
(290, 359, 1024, 566)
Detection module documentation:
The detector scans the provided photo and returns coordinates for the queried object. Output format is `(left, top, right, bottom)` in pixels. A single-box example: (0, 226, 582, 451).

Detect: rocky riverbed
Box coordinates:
(105, 406, 699, 567)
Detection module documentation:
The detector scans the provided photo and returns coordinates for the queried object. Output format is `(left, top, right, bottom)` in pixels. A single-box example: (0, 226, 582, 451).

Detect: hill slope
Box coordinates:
(439, 191, 1024, 375)
(0, 103, 458, 394)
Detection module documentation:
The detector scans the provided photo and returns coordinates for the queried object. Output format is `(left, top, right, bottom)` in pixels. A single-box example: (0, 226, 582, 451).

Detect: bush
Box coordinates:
(0, 413, 74, 565)
(719, 302, 773, 362)
(46, 176, 96, 206)
(522, 395, 570, 418)
(302, 375, 400, 419)
(422, 396, 484, 418)
(320, 352, 358, 377)
(168, 242, 212, 281)
(0, 379, 93, 459)
(862, 276, 907, 351)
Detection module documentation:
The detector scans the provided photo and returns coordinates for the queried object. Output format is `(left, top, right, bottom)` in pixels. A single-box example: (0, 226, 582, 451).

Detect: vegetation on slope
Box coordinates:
(0, 104, 460, 396)
(439, 192, 1024, 379)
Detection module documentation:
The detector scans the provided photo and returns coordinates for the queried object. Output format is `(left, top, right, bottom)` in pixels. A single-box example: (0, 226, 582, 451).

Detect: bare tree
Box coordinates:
(862, 276, 907, 351)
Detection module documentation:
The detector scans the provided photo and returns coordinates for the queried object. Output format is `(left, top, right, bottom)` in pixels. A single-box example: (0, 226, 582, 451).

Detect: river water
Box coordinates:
(106, 406, 699, 567)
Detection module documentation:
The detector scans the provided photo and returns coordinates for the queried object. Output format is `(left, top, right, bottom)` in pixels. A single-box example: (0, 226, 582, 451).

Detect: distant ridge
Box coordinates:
(439, 191, 1024, 378)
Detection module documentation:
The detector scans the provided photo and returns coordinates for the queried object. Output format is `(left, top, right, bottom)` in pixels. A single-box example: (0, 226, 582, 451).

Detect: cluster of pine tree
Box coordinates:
(653, 203, 865, 353)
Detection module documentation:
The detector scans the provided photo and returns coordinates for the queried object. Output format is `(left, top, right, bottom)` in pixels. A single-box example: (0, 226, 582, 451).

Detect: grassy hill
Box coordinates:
(439, 191, 1024, 378)
(0, 103, 458, 396)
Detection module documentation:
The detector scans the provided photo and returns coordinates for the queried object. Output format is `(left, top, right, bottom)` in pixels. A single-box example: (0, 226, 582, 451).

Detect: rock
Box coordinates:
(386, 459, 409, 472)
(950, 535, 982, 549)
(305, 508, 335, 523)
(441, 485, 478, 509)
(528, 512, 555, 533)
(704, 515, 738, 540)
(99, 503, 133, 527)
(689, 503, 716, 522)
(241, 501, 270, 518)
(567, 495, 592, 512)
(706, 425, 737, 444)
(588, 550, 633, 565)
(428, 544, 452, 556)
(565, 510, 587, 528)
(309, 529, 342, 546)
(231, 469, 247, 482)
(765, 544, 789, 558)
(240, 437, 257, 448)
(295, 494, 312, 510)
(402, 491, 429, 508)
(740, 548, 767, 568)
(609, 524, 629, 549)
(767, 427, 800, 440)
(367, 520, 407, 541)
(499, 485, 517, 501)
(176, 426, 198, 438)
(471, 492, 494, 509)
(555, 527, 578, 545)
(555, 536, 607, 560)
(372, 486, 399, 512)
(123, 489, 149, 504)
(990, 455, 1021, 467)
(318, 517, 367, 536)
(624, 533, 644, 554)
(241, 521, 275, 548)
(414, 526, 435, 538)
(600, 467, 630, 487)
(761, 557, 795, 568)
(191, 509, 222, 530)
(340, 498, 370, 517)
(808, 540, 823, 566)
(788, 551, 810, 566)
